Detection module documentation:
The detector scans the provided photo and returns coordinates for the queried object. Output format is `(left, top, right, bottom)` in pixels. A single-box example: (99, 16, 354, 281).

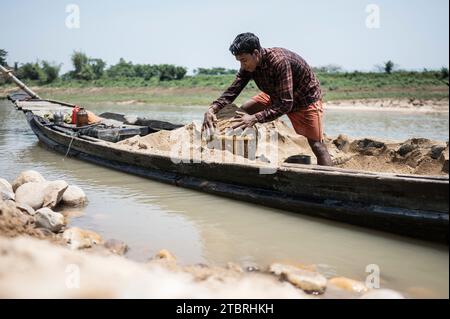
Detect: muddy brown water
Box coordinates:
(0, 100, 448, 298)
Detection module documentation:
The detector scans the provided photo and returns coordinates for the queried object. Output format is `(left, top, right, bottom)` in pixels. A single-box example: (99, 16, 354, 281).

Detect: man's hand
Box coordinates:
(202, 108, 218, 136)
(231, 111, 258, 130)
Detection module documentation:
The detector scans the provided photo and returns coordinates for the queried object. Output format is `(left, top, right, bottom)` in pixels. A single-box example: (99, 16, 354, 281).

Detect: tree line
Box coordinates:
(0, 50, 192, 84)
(0, 49, 448, 85)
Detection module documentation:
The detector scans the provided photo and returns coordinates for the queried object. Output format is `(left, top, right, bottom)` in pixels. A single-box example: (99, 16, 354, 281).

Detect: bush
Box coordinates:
(70, 52, 106, 80)
(440, 67, 449, 80)
(194, 67, 237, 76)
(0, 49, 7, 66)
(156, 64, 187, 81)
(384, 60, 395, 74)
(107, 58, 136, 78)
(17, 62, 47, 83)
(41, 61, 61, 83)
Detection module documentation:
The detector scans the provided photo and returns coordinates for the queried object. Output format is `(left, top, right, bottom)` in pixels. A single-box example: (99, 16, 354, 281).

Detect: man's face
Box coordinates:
(236, 50, 259, 72)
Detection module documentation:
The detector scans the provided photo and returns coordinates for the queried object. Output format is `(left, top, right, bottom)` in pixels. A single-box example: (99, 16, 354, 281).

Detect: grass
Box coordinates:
(1, 71, 448, 105)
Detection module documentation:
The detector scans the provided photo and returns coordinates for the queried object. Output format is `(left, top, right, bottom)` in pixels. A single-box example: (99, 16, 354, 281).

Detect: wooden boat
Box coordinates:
(0, 66, 447, 243)
(5, 93, 448, 244)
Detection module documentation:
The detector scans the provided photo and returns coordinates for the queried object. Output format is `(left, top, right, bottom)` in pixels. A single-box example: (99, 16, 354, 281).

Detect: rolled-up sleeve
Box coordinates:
(254, 59, 294, 123)
(209, 69, 251, 113)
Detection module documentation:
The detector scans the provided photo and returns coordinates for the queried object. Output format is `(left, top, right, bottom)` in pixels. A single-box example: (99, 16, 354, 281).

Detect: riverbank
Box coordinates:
(0, 86, 448, 111)
(1, 171, 407, 299)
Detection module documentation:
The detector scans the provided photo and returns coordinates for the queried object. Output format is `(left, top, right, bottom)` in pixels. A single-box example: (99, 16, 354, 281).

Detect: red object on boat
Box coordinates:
(71, 106, 80, 124)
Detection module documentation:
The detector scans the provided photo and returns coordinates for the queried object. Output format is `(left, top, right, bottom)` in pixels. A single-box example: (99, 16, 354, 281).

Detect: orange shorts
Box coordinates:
(252, 92, 324, 142)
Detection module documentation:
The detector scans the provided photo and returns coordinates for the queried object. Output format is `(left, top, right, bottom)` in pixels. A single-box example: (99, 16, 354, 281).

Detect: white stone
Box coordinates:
(0, 178, 13, 193)
(35, 207, 65, 233)
(270, 263, 328, 294)
(104, 239, 128, 255)
(12, 171, 45, 192)
(329, 277, 368, 294)
(1, 190, 15, 201)
(15, 202, 36, 216)
(63, 227, 104, 250)
(15, 182, 47, 210)
(61, 185, 87, 207)
(43, 180, 69, 209)
(0, 178, 14, 201)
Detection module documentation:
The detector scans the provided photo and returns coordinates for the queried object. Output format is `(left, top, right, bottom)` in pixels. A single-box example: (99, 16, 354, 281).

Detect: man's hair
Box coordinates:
(229, 33, 261, 56)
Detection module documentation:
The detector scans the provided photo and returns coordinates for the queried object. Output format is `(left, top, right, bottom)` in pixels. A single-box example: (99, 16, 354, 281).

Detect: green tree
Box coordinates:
(156, 64, 187, 81)
(134, 64, 158, 80)
(107, 58, 136, 78)
(90, 58, 106, 79)
(195, 67, 236, 75)
(71, 51, 89, 74)
(70, 52, 106, 80)
(0, 49, 7, 66)
(314, 64, 343, 73)
(384, 60, 395, 74)
(174, 66, 187, 80)
(41, 61, 61, 83)
(440, 67, 449, 80)
(17, 62, 47, 83)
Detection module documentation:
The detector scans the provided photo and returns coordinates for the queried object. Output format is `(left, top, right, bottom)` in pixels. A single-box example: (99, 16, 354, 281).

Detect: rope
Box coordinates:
(63, 132, 78, 161)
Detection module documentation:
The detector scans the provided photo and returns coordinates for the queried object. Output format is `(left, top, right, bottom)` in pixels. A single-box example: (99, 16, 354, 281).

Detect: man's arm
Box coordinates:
(254, 59, 294, 123)
(209, 69, 252, 113)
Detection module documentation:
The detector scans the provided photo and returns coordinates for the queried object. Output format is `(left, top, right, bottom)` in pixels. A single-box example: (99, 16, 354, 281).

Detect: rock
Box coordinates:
(333, 134, 350, 153)
(43, 180, 69, 209)
(15, 203, 36, 216)
(62, 227, 104, 250)
(61, 185, 87, 207)
(0, 178, 13, 193)
(35, 208, 65, 233)
(270, 263, 327, 294)
(12, 170, 45, 192)
(0, 178, 15, 201)
(104, 239, 128, 255)
(153, 249, 177, 262)
(329, 277, 368, 294)
(0, 236, 308, 299)
(1, 190, 15, 201)
(226, 262, 244, 273)
(357, 139, 385, 150)
(360, 289, 404, 299)
(397, 143, 417, 157)
(430, 145, 446, 160)
(352, 139, 386, 156)
(439, 147, 449, 173)
(15, 182, 47, 210)
(0, 201, 36, 236)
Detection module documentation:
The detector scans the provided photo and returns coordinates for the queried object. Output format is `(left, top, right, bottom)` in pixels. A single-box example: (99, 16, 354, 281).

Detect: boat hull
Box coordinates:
(22, 111, 449, 243)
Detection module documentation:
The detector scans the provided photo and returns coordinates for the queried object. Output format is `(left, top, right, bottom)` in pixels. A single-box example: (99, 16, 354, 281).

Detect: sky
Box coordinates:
(0, 0, 448, 74)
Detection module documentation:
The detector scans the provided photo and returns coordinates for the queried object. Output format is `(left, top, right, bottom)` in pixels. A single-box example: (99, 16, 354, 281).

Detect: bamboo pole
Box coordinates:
(0, 64, 41, 99)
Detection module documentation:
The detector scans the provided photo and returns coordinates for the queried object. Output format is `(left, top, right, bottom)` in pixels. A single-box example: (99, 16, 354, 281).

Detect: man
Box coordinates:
(202, 33, 332, 166)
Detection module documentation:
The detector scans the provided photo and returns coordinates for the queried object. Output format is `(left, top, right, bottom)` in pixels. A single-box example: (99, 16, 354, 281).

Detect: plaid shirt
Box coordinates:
(210, 47, 322, 123)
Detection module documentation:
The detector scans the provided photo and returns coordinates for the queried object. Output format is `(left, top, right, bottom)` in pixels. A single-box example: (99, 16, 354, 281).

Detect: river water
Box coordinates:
(0, 99, 448, 298)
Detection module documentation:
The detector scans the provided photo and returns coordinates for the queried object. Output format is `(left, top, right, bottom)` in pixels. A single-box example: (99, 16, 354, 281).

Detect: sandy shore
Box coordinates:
(0, 86, 448, 112)
(325, 98, 449, 113)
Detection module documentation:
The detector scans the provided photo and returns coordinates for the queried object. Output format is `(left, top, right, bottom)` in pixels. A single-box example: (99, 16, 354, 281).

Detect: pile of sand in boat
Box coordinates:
(117, 104, 449, 176)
